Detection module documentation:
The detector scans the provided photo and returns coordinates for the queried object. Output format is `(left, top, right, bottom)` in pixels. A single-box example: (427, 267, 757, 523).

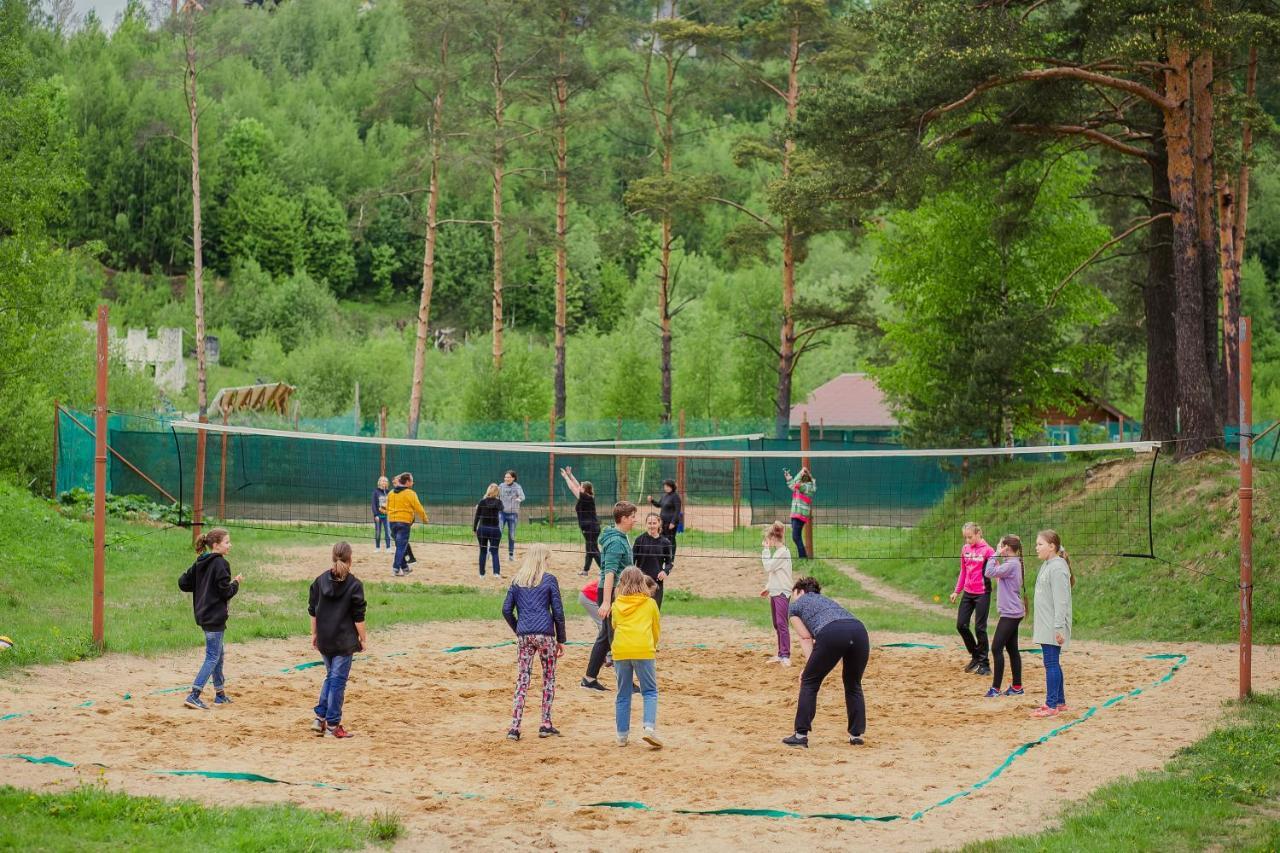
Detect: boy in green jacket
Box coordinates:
(580, 501, 637, 691)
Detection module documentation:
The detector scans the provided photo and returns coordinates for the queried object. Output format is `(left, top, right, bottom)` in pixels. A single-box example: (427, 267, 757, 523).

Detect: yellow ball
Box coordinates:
(0, 636, 13, 651)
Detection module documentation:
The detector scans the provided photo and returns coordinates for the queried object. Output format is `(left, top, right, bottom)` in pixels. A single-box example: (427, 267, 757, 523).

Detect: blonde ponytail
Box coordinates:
(331, 541, 352, 581)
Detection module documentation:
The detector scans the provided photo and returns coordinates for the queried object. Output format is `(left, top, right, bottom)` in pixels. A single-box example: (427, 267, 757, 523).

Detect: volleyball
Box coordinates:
(0, 636, 13, 651)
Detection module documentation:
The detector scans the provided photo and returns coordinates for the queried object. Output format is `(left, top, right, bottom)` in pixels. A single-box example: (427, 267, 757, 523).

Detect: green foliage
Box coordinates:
(217, 259, 338, 353)
(871, 158, 1112, 446)
(460, 334, 553, 424)
(300, 185, 355, 294)
(56, 488, 183, 525)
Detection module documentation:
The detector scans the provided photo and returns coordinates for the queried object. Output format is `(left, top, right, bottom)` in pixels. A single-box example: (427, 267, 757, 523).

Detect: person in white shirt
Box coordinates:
(760, 521, 794, 665)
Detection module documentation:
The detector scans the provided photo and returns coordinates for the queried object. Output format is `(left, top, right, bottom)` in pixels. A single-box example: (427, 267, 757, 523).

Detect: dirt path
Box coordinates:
(829, 559, 954, 618)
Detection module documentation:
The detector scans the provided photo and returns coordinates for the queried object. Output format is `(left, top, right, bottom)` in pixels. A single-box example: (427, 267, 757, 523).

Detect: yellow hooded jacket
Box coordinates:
(610, 593, 660, 660)
(386, 486, 428, 524)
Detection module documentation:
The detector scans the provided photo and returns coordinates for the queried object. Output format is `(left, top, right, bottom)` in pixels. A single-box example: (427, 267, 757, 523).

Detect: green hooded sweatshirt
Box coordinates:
(599, 525, 634, 586)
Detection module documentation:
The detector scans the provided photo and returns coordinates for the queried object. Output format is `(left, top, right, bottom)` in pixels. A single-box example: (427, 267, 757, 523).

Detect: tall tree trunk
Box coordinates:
(1164, 40, 1219, 456)
(184, 8, 207, 540)
(773, 23, 801, 440)
(491, 32, 506, 371)
(408, 47, 446, 440)
(1191, 27, 1223, 423)
(1220, 45, 1259, 425)
(1144, 140, 1178, 442)
(656, 18, 676, 427)
(552, 12, 569, 440)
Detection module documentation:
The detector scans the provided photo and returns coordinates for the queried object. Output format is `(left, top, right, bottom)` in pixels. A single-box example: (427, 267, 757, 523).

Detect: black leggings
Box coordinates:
(794, 619, 869, 737)
(990, 616, 1023, 689)
(956, 590, 991, 667)
(581, 527, 600, 573)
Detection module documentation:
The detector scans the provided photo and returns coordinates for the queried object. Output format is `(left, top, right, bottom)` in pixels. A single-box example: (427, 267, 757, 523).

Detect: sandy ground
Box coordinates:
(258, 541, 769, 600)
(1, 616, 1275, 851)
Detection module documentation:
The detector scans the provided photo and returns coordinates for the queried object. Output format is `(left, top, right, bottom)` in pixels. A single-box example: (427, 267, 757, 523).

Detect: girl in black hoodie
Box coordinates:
(309, 542, 367, 739)
(648, 480, 683, 567)
(178, 528, 242, 711)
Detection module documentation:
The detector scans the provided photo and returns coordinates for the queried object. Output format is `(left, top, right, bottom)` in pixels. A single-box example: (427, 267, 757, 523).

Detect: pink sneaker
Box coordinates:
(1055, 704, 1071, 713)
(1030, 705, 1059, 719)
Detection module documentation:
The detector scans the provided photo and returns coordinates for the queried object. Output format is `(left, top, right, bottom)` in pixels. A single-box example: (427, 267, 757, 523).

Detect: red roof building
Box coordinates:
(790, 373, 897, 430)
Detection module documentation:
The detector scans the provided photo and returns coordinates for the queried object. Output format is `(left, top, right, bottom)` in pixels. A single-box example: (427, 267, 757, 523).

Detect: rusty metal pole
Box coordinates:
(677, 409, 687, 499)
(732, 457, 741, 529)
(380, 406, 388, 478)
(524, 416, 530, 442)
(548, 409, 556, 527)
(192, 417, 207, 544)
(218, 408, 228, 519)
(801, 416, 813, 558)
(51, 398, 60, 498)
(1239, 316, 1253, 700)
(619, 455, 629, 503)
(92, 306, 108, 651)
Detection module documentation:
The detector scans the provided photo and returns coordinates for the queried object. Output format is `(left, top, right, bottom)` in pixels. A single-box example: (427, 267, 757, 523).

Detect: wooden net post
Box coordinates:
(677, 409, 687, 499)
(732, 457, 741, 529)
(548, 409, 556, 527)
(92, 307, 109, 650)
(218, 408, 228, 519)
(51, 398, 60, 498)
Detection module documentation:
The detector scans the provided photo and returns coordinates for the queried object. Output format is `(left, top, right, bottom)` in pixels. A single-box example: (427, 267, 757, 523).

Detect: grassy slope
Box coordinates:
(965, 693, 1280, 852)
(845, 452, 1278, 644)
(0, 482, 950, 676)
(0, 785, 388, 851)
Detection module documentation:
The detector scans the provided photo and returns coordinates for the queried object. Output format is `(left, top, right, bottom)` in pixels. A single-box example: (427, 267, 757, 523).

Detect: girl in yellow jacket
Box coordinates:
(611, 567, 662, 749)
(386, 473, 428, 577)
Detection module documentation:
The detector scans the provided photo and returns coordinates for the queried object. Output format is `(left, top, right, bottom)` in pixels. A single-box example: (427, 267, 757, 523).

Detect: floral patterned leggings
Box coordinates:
(510, 634, 558, 732)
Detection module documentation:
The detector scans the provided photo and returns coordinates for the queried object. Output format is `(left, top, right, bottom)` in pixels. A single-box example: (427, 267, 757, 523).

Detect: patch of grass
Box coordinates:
(0, 482, 948, 676)
(368, 809, 403, 842)
(845, 452, 1279, 644)
(966, 692, 1280, 852)
(0, 784, 384, 851)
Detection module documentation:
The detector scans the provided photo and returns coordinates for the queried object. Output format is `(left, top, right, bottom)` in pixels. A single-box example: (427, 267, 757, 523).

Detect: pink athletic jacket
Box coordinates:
(954, 540, 995, 596)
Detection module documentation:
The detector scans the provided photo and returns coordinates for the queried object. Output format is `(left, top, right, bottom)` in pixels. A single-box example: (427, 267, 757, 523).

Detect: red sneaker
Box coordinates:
(326, 724, 356, 739)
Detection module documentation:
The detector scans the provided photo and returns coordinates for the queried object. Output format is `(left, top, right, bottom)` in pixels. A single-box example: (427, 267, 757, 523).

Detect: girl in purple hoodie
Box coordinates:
(983, 534, 1026, 697)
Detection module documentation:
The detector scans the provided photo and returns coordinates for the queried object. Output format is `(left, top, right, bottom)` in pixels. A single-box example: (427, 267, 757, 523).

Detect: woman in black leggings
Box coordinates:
(559, 467, 599, 575)
(782, 576, 870, 748)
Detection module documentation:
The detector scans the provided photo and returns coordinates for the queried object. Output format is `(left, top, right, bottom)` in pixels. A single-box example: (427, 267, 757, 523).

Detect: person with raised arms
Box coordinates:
(580, 501, 638, 692)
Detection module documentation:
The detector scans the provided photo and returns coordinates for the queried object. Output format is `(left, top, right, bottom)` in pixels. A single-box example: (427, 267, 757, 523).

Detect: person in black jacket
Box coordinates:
(632, 513, 673, 609)
(177, 528, 242, 711)
(309, 541, 367, 739)
(559, 466, 600, 576)
(473, 483, 504, 577)
(648, 480, 683, 568)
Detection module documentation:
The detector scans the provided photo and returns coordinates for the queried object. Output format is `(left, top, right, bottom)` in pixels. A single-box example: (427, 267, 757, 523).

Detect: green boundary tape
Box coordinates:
(0, 648, 1189, 824)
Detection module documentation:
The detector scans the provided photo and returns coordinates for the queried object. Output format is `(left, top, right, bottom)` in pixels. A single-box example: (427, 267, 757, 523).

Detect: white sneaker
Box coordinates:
(779, 658, 792, 667)
(767, 656, 782, 663)
(642, 728, 663, 749)
(617, 733, 629, 747)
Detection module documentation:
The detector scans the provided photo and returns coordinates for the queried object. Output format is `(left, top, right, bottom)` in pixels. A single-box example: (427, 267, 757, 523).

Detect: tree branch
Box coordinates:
(1012, 123, 1155, 161)
(738, 331, 781, 358)
(707, 197, 781, 235)
(1043, 213, 1173, 311)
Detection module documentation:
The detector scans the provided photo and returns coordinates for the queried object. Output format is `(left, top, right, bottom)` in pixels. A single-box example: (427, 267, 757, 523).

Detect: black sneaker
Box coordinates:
(963, 659, 979, 673)
(580, 677, 609, 692)
(506, 729, 520, 741)
(538, 725, 561, 738)
(849, 735, 865, 746)
(975, 664, 992, 676)
(782, 733, 809, 748)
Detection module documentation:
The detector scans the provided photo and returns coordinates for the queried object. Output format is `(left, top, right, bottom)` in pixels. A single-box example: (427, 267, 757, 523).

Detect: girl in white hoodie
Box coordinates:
(760, 521, 794, 665)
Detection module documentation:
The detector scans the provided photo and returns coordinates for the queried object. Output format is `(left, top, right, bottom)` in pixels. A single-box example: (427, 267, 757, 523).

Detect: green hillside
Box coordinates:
(845, 451, 1278, 644)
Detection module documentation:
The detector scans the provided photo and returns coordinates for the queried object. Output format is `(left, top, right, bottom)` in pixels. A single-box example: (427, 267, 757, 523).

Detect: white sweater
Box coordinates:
(762, 545, 793, 596)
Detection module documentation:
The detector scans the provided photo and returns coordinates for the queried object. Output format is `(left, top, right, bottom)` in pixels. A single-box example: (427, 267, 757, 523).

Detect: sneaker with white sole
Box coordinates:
(324, 724, 355, 738)
(782, 733, 808, 748)
(616, 733, 629, 747)
(183, 692, 209, 711)
(767, 656, 783, 663)
(642, 728, 663, 749)
(779, 657, 792, 667)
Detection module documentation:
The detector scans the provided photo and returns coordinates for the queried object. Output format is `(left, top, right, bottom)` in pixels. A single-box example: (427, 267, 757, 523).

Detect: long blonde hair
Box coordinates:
(617, 566, 649, 596)
(484, 483, 500, 500)
(331, 541, 352, 581)
(513, 543, 550, 588)
(1037, 529, 1074, 587)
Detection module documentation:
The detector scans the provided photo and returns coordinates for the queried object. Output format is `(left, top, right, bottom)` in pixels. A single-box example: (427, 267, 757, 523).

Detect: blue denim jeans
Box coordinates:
(477, 525, 501, 575)
(390, 522, 412, 570)
(499, 512, 519, 557)
(1041, 643, 1065, 708)
(614, 658, 658, 734)
(374, 517, 390, 549)
(314, 654, 353, 726)
(791, 517, 808, 559)
(192, 630, 225, 693)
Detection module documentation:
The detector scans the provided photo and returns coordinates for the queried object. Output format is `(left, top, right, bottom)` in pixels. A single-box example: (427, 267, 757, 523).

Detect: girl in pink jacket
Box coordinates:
(949, 522, 995, 676)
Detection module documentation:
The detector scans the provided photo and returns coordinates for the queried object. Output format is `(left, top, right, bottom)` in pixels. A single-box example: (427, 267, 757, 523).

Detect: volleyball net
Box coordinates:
(63, 414, 1162, 561)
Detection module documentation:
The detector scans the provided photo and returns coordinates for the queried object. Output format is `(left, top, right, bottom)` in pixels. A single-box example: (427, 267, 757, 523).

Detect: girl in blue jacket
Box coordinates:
(502, 543, 566, 740)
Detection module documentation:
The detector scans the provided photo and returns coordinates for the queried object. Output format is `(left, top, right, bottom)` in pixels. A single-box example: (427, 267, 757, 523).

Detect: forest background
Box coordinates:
(4, 0, 1280, 485)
